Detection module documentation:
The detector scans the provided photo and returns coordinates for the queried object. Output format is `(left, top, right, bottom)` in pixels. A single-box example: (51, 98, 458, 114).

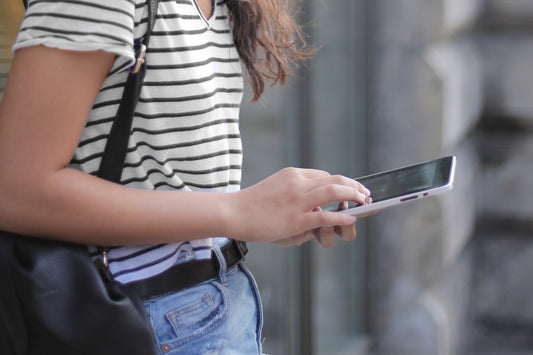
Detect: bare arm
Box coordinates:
(0, 46, 367, 246)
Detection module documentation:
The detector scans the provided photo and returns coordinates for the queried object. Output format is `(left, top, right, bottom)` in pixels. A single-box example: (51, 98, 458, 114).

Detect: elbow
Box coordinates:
(0, 170, 40, 234)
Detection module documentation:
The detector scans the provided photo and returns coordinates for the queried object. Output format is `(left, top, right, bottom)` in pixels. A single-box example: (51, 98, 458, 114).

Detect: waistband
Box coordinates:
(128, 240, 248, 301)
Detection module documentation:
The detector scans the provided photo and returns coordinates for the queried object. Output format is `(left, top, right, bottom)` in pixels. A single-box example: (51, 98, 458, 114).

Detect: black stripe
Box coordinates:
(146, 57, 239, 70)
(79, 149, 242, 173)
(94, 87, 242, 109)
(138, 88, 243, 104)
(77, 133, 108, 148)
(111, 243, 192, 278)
(135, 10, 228, 27)
(157, 13, 197, 20)
(92, 99, 122, 110)
(78, 118, 239, 148)
(152, 28, 206, 36)
(88, 101, 240, 127)
(135, 103, 240, 119)
(133, 0, 189, 10)
(143, 72, 242, 87)
(98, 72, 242, 94)
(108, 60, 133, 76)
(108, 244, 167, 263)
(70, 151, 104, 166)
(28, 0, 135, 20)
(152, 180, 240, 190)
(121, 165, 241, 186)
(121, 149, 242, 169)
(24, 12, 133, 33)
(147, 41, 234, 53)
(151, 28, 230, 37)
(192, 245, 212, 253)
(99, 81, 126, 93)
(132, 118, 238, 135)
(19, 26, 130, 46)
(85, 116, 115, 128)
(21, 33, 83, 43)
(152, 180, 186, 190)
(126, 133, 241, 152)
(72, 133, 241, 165)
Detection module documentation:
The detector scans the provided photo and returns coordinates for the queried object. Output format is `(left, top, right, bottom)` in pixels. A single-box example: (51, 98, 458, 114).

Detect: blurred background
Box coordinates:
(2, 0, 533, 354)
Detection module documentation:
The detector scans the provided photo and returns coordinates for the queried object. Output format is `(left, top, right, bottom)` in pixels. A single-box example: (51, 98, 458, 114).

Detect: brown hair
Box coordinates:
(224, 0, 315, 102)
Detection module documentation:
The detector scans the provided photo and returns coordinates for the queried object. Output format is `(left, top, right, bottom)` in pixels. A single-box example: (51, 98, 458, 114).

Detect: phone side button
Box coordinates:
(400, 195, 418, 202)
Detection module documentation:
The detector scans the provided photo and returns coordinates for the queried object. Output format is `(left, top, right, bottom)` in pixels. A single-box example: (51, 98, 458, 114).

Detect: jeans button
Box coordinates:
(161, 344, 171, 353)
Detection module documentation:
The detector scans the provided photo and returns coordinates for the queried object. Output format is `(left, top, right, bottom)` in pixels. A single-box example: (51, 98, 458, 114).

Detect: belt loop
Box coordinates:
(235, 240, 247, 261)
(212, 244, 228, 285)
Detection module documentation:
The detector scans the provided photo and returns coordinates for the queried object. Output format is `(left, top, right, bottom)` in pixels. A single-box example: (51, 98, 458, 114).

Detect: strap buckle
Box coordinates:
(102, 248, 109, 269)
(131, 43, 147, 74)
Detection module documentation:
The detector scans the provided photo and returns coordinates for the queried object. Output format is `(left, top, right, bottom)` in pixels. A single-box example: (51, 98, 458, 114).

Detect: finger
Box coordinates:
(333, 201, 357, 241)
(316, 225, 335, 248)
(335, 223, 356, 241)
(337, 201, 349, 212)
(272, 230, 315, 247)
(304, 184, 368, 209)
(304, 175, 370, 195)
(301, 209, 356, 232)
(296, 168, 331, 179)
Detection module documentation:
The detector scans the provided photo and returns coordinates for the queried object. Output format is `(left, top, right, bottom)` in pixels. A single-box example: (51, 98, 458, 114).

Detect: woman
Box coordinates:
(0, 0, 370, 353)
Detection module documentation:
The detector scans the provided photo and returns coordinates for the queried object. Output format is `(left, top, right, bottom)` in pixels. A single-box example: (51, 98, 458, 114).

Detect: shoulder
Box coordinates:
(13, 0, 146, 70)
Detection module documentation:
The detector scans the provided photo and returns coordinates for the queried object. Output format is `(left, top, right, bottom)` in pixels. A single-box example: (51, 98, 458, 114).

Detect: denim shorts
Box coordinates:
(143, 244, 264, 355)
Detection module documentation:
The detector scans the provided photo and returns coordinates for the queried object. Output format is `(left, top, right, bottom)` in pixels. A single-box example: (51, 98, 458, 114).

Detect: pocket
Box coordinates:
(146, 281, 229, 351)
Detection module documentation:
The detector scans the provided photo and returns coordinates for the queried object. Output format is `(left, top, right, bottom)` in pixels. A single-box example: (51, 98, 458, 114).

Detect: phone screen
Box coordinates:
(347, 156, 454, 208)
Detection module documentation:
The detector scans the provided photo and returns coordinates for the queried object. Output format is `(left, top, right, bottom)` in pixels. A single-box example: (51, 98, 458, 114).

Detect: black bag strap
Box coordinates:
(21, 0, 160, 182)
(97, 0, 159, 182)
(21, 0, 160, 269)
(95, 1, 160, 268)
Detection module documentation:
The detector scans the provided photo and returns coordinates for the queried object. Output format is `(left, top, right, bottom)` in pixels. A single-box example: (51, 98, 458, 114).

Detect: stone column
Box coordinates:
(366, 0, 483, 354)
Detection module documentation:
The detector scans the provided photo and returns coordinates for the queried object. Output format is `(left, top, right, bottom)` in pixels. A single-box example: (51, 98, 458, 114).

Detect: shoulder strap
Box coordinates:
(95, 0, 160, 271)
(19, 0, 159, 183)
(96, 0, 160, 183)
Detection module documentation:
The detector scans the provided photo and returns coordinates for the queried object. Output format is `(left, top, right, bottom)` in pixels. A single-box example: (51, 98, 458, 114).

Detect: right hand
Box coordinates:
(229, 167, 370, 245)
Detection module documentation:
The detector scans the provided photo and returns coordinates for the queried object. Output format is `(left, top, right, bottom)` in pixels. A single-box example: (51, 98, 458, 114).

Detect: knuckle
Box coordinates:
(284, 166, 298, 174)
(284, 168, 302, 184)
(331, 175, 346, 185)
(324, 184, 341, 196)
(316, 212, 330, 225)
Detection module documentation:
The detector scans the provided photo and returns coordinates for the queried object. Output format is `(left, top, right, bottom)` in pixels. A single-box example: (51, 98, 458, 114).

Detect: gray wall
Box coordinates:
(366, 0, 533, 354)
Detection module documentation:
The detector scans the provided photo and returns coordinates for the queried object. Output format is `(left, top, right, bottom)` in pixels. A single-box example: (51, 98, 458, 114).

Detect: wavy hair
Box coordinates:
(224, 0, 315, 102)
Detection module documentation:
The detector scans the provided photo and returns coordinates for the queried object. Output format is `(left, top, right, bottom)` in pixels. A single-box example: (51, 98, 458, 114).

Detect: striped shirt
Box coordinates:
(14, 0, 243, 283)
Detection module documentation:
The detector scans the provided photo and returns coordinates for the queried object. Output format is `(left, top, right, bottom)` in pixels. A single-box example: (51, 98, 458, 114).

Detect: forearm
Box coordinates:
(0, 167, 236, 245)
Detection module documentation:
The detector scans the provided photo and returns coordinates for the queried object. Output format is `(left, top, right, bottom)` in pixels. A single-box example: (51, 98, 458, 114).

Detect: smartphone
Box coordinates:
(340, 156, 456, 217)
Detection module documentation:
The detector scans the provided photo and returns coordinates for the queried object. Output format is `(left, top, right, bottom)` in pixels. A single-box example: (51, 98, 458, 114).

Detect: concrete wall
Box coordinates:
(366, 0, 533, 354)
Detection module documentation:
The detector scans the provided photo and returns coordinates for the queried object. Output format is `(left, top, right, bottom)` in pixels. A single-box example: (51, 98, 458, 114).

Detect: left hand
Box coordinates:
(272, 201, 356, 248)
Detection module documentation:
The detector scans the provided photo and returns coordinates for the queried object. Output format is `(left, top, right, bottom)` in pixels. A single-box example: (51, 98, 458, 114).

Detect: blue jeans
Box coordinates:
(143, 245, 264, 354)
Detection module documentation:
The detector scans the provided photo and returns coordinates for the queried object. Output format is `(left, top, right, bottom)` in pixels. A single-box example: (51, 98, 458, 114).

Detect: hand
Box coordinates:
(271, 201, 357, 248)
(230, 167, 370, 245)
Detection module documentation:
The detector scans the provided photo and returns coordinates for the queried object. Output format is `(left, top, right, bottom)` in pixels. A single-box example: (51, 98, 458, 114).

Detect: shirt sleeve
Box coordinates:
(13, 0, 137, 72)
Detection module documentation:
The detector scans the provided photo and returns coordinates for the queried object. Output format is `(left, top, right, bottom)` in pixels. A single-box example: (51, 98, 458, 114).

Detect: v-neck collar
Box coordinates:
(191, 0, 216, 28)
